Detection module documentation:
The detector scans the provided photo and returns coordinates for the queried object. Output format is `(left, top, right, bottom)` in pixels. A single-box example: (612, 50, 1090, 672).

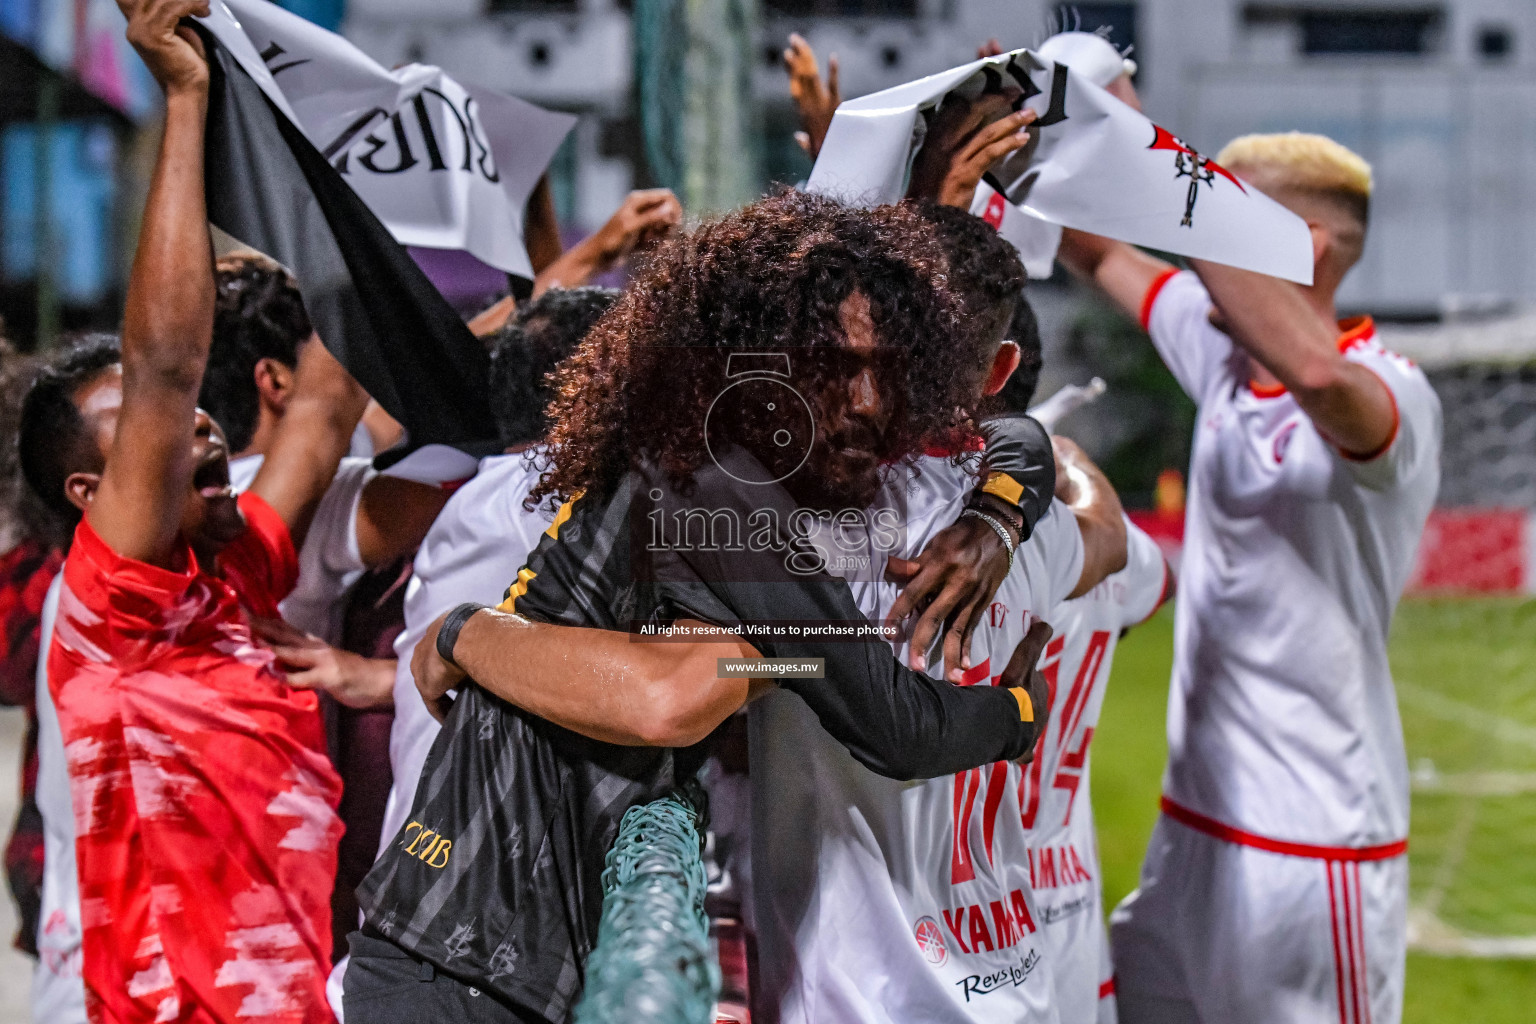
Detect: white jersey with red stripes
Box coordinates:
(1107, 270, 1439, 1024)
(1000, 519, 1168, 1024)
(750, 457, 1084, 1024)
(1142, 271, 1439, 849)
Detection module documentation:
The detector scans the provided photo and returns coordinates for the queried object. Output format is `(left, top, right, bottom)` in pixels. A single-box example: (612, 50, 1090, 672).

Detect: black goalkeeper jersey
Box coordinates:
(356, 431, 1054, 1021)
(355, 478, 723, 1020)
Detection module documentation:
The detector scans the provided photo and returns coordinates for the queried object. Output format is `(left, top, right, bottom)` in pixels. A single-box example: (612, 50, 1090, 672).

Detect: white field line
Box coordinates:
(1396, 683, 1536, 751)
(1408, 906, 1536, 959)
(1398, 683, 1536, 955)
(1412, 770, 1536, 796)
(1419, 787, 1478, 921)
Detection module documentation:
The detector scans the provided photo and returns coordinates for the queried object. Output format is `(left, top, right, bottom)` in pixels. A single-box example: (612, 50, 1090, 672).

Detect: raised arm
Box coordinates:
(247, 336, 368, 549)
(1053, 434, 1128, 598)
(783, 33, 840, 159)
(469, 189, 682, 338)
(1189, 259, 1395, 457)
(532, 189, 681, 296)
(1057, 227, 1175, 325)
(89, 0, 214, 566)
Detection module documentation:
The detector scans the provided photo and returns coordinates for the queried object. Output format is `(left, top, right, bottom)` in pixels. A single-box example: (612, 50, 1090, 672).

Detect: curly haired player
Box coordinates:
(746, 206, 1128, 1024)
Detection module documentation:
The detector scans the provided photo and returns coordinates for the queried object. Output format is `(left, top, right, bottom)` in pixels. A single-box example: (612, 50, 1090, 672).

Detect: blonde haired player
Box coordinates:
(1059, 132, 1441, 1024)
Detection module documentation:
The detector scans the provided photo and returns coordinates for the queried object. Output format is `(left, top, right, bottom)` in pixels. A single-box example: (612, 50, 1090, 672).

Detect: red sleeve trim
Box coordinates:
(1336, 364, 1400, 463)
(1138, 268, 1180, 332)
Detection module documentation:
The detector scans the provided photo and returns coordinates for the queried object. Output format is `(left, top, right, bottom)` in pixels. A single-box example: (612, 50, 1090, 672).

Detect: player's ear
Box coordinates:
(64, 471, 102, 514)
(983, 341, 1021, 396)
(253, 356, 297, 415)
(1308, 221, 1330, 268)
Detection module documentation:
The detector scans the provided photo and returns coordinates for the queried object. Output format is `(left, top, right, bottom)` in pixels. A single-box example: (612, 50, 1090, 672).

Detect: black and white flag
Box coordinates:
(191, 2, 572, 476)
(201, 0, 574, 279)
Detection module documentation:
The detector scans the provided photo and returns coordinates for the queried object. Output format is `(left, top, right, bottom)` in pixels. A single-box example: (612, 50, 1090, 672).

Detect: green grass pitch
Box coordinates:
(1092, 598, 1536, 1023)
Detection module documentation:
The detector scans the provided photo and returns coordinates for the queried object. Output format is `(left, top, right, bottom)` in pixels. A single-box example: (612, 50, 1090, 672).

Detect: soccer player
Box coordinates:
(373, 287, 621, 865)
(748, 212, 1128, 1024)
(437, 213, 1126, 1024)
(15, 0, 368, 1016)
(25, 263, 460, 1024)
(1058, 133, 1441, 1023)
(987, 308, 1175, 1024)
(307, 288, 621, 1017)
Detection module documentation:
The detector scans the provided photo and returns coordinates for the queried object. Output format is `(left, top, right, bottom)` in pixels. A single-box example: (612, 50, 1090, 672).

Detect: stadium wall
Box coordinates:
(1130, 508, 1536, 596)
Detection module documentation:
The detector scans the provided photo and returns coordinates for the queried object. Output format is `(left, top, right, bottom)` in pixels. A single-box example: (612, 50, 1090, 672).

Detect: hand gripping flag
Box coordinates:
(806, 48, 1313, 285)
(190, 3, 575, 477)
(200, 0, 574, 280)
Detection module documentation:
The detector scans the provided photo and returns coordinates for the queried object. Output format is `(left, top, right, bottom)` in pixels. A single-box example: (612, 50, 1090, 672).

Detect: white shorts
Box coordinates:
(1109, 805, 1406, 1024)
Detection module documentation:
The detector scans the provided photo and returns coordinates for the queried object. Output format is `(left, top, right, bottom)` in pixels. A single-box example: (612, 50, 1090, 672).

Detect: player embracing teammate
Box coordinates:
(1061, 132, 1441, 1024)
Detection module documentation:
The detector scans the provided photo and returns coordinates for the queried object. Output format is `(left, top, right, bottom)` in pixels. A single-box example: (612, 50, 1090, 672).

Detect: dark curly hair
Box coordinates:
(917, 203, 1027, 336)
(489, 287, 620, 450)
(199, 251, 313, 453)
(911, 205, 1039, 415)
(18, 333, 123, 532)
(530, 191, 979, 507)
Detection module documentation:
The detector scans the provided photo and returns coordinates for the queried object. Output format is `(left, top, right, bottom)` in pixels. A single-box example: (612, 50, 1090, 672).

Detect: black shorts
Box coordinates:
(343, 929, 543, 1024)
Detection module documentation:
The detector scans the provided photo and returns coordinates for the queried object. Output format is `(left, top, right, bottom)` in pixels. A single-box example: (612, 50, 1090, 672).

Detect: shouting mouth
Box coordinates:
(193, 451, 233, 500)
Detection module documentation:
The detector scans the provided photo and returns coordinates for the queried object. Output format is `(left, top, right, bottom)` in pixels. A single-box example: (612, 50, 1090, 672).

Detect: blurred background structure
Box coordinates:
(5, 1, 1536, 1020)
(8, 0, 1536, 511)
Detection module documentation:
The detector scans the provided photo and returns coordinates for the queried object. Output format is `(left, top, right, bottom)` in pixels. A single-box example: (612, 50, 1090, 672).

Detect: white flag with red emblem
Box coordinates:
(806, 49, 1313, 285)
(198, 0, 574, 280)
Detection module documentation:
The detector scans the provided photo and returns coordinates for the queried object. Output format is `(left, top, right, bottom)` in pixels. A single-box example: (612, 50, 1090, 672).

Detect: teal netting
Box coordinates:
(633, 0, 688, 193)
(633, 0, 762, 214)
(573, 783, 719, 1024)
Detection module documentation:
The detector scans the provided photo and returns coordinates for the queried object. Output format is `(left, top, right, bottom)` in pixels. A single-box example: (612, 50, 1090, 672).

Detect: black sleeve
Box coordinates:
(977, 414, 1055, 540)
(500, 491, 629, 630)
(639, 460, 1041, 781)
(717, 576, 1038, 781)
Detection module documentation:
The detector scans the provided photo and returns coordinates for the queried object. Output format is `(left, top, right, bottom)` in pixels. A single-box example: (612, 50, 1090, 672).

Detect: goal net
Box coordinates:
(1379, 316, 1536, 957)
